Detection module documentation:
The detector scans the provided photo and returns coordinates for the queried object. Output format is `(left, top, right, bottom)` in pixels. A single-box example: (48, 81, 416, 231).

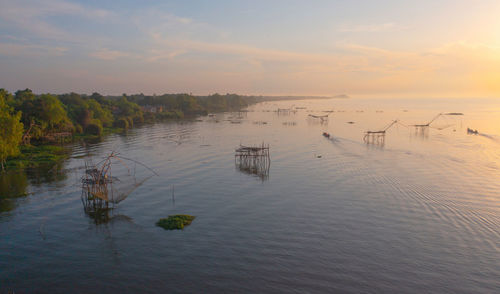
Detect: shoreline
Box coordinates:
(4, 111, 245, 171)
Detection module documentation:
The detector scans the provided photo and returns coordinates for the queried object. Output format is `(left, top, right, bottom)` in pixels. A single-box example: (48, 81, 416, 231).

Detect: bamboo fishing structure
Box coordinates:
(81, 152, 157, 223)
(235, 143, 271, 180)
(276, 108, 291, 115)
(276, 107, 297, 115)
(364, 119, 402, 145)
(308, 113, 330, 122)
(411, 113, 443, 130)
(81, 157, 113, 223)
(410, 112, 462, 135)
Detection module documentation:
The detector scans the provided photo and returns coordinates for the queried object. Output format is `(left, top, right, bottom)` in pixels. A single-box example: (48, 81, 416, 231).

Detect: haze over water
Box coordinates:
(1, 98, 499, 293)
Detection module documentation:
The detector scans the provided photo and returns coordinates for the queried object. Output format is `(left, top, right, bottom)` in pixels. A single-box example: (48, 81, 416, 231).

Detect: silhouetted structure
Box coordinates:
(364, 119, 401, 145)
(81, 152, 157, 223)
(411, 113, 443, 131)
(235, 143, 270, 181)
(308, 113, 330, 122)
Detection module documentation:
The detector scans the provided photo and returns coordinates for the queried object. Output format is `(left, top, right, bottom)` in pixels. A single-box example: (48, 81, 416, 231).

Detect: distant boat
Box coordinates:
(467, 128, 478, 135)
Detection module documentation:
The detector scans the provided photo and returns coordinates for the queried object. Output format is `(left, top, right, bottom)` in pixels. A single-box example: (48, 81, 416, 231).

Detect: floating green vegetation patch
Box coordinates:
(6, 145, 68, 169)
(156, 214, 196, 230)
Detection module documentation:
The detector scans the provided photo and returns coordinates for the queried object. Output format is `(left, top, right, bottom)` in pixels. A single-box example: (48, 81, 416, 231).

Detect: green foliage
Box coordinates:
(6, 145, 67, 170)
(18, 93, 73, 139)
(85, 120, 103, 136)
(204, 93, 227, 111)
(0, 89, 15, 108)
(133, 114, 144, 124)
(3, 89, 257, 170)
(75, 124, 83, 134)
(133, 92, 252, 118)
(15, 88, 35, 100)
(125, 116, 134, 128)
(87, 99, 113, 127)
(199, 93, 249, 112)
(59, 92, 92, 128)
(39, 94, 73, 130)
(113, 118, 129, 129)
(156, 215, 196, 230)
(155, 110, 184, 120)
(0, 91, 24, 170)
(13, 88, 35, 109)
(117, 96, 141, 117)
(60, 92, 115, 130)
(90, 92, 108, 105)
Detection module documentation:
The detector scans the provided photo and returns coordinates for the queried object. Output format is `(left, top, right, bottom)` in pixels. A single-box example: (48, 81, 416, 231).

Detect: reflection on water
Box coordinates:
(81, 194, 134, 225)
(235, 144, 271, 181)
(25, 161, 68, 186)
(307, 114, 329, 126)
(412, 125, 430, 139)
(81, 187, 114, 224)
(0, 171, 28, 212)
(1, 98, 500, 293)
(235, 161, 270, 181)
(0, 160, 70, 213)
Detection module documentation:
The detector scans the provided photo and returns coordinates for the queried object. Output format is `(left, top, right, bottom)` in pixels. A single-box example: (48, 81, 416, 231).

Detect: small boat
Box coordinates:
(467, 128, 478, 135)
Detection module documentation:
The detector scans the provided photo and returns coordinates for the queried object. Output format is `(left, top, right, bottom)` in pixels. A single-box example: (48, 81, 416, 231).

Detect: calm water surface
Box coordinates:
(1, 98, 499, 293)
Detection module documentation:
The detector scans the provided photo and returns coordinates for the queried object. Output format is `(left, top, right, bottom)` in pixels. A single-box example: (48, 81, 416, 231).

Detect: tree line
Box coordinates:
(0, 88, 257, 170)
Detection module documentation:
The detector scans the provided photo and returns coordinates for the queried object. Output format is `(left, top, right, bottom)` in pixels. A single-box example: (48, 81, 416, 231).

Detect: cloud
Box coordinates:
(132, 9, 195, 33)
(158, 13, 193, 25)
(145, 33, 500, 95)
(2, 1, 499, 97)
(337, 22, 407, 33)
(145, 49, 187, 62)
(150, 34, 329, 63)
(0, 42, 68, 56)
(90, 48, 130, 60)
(0, 0, 112, 40)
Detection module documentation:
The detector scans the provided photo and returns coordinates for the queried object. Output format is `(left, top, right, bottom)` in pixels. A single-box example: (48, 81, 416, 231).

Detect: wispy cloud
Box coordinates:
(1, 1, 499, 97)
(90, 48, 130, 60)
(337, 22, 406, 33)
(144, 32, 500, 95)
(0, 0, 112, 40)
(132, 9, 196, 34)
(0, 42, 68, 57)
(145, 49, 187, 62)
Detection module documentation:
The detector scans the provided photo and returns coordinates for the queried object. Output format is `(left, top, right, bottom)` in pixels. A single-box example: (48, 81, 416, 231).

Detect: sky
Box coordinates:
(1, 0, 500, 97)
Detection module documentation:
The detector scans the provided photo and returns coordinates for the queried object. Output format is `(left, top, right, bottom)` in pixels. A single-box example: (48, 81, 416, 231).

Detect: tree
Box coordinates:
(117, 96, 141, 117)
(18, 94, 72, 140)
(87, 99, 113, 127)
(0, 89, 15, 108)
(14, 88, 35, 102)
(90, 92, 108, 105)
(176, 94, 199, 113)
(0, 91, 24, 171)
(38, 94, 72, 130)
(59, 92, 90, 127)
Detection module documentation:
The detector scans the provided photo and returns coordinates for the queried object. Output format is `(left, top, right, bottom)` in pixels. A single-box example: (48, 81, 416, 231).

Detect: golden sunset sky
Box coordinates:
(1, 0, 500, 97)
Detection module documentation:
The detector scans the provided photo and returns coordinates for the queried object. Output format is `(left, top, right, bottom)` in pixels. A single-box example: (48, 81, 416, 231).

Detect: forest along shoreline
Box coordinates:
(0, 89, 260, 171)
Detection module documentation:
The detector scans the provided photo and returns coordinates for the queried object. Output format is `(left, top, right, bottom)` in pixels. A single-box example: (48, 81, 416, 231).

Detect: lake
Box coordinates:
(1, 98, 499, 293)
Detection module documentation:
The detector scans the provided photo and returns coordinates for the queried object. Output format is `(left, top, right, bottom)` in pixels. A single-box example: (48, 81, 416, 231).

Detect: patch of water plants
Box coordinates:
(156, 215, 196, 230)
(6, 145, 68, 169)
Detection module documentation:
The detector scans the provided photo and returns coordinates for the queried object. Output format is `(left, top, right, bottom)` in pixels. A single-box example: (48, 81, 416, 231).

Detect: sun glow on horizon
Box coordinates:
(0, 0, 500, 98)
